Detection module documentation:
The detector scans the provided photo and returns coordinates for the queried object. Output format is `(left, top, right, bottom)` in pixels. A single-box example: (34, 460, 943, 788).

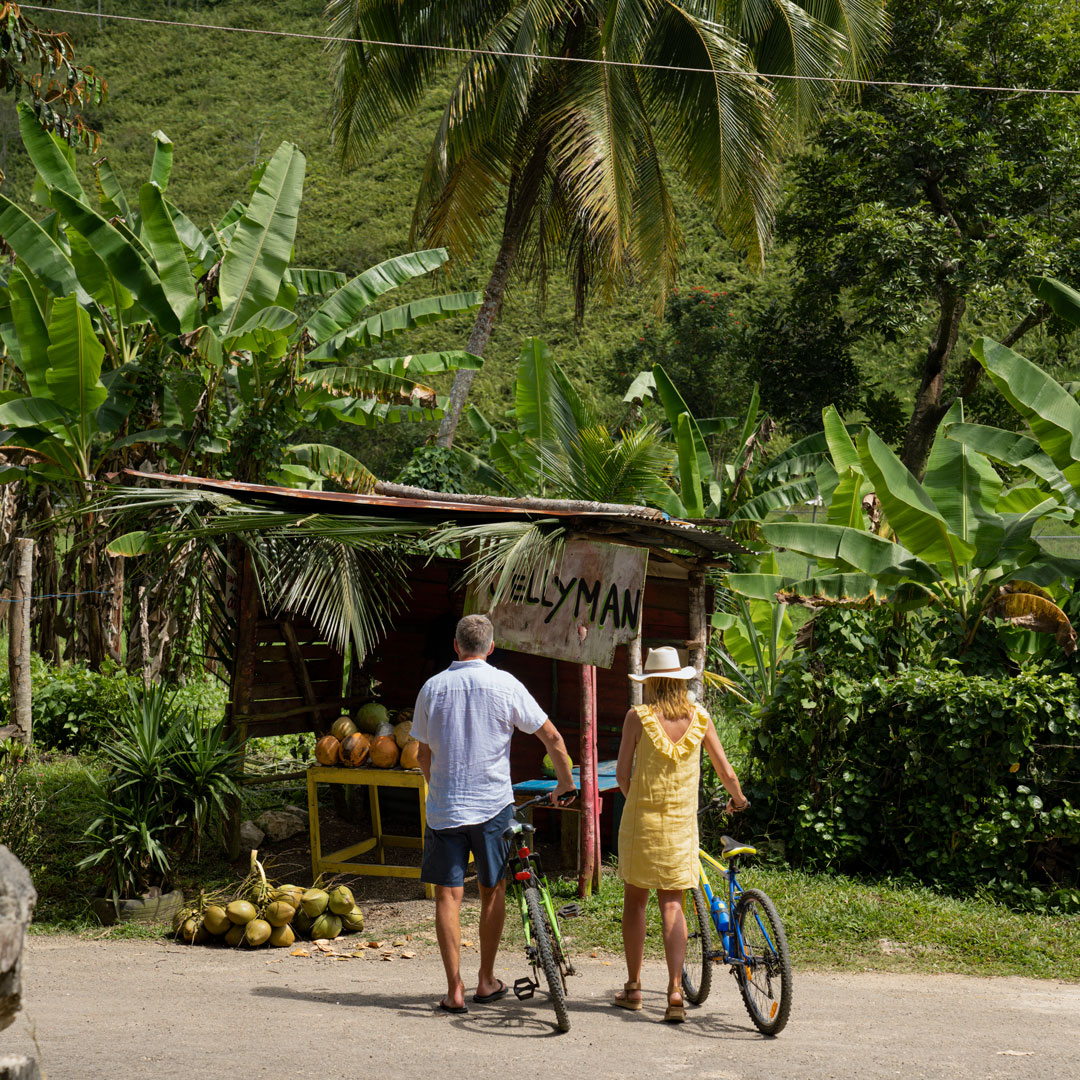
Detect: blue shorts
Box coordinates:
(421, 804, 514, 889)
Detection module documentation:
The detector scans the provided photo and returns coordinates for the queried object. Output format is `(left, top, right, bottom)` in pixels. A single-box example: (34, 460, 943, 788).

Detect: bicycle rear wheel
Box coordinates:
(525, 885, 570, 1033)
(733, 888, 792, 1036)
(681, 887, 713, 1005)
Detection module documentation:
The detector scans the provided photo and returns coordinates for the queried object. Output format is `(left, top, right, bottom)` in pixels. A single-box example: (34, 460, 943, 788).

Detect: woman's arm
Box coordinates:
(702, 723, 749, 813)
(615, 708, 642, 797)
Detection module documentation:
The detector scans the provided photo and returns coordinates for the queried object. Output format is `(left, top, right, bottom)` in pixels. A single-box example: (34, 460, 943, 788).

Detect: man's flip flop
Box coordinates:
(438, 1000, 468, 1014)
(472, 980, 509, 1004)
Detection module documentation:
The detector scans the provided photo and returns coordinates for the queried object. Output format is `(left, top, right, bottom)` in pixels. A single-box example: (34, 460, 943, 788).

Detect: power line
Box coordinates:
(21, 3, 1080, 98)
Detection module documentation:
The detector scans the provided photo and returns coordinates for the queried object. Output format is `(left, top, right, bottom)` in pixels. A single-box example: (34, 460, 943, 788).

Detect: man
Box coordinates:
(411, 614, 576, 1014)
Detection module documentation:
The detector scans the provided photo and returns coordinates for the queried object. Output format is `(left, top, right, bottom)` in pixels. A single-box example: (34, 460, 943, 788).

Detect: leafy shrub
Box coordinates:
(0, 658, 229, 755)
(396, 444, 472, 493)
(745, 659, 1080, 911)
(0, 742, 45, 870)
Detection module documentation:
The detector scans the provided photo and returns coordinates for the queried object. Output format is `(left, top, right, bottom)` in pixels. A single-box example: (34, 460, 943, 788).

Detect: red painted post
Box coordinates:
(590, 664, 602, 892)
(578, 662, 597, 898)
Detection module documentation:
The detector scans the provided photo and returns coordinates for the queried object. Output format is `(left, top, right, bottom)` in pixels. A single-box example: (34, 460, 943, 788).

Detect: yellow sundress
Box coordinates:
(617, 703, 710, 890)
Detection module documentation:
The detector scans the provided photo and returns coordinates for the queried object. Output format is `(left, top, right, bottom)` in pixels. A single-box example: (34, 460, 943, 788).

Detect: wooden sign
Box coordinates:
(482, 541, 648, 668)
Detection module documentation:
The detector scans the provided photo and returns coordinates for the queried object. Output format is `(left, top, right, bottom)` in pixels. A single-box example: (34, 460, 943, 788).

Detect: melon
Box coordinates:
(202, 904, 231, 936)
(355, 702, 389, 734)
(315, 734, 341, 766)
(369, 735, 400, 768)
(301, 888, 329, 917)
(400, 739, 421, 771)
(244, 918, 272, 947)
(226, 900, 257, 925)
(327, 885, 354, 915)
(393, 720, 413, 748)
(269, 923, 295, 948)
(310, 913, 342, 940)
(341, 732, 371, 767)
(331, 715, 357, 741)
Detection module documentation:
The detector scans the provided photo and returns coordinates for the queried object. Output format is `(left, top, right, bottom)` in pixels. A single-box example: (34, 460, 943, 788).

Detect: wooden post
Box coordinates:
(628, 633, 643, 707)
(589, 664, 601, 891)
(687, 568, 707, 702)
(577, 663, 599, 898)
(7, 539, 33, 746)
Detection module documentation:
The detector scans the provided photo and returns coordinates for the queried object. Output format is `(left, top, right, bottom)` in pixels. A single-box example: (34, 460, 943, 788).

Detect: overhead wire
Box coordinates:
(19, 3, 1080, 98)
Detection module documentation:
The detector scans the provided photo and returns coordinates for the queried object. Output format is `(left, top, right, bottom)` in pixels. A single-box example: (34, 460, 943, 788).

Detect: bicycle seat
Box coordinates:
(501, 821, 535, 842)
(720, 835, 757, 858)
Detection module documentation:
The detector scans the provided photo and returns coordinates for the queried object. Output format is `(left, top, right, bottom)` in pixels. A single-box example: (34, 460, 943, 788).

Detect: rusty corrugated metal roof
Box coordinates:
(122, 470, 750, 559)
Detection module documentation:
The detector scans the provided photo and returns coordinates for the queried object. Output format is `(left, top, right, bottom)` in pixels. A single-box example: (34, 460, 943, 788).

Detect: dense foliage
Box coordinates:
(743, 637, 1080, 911)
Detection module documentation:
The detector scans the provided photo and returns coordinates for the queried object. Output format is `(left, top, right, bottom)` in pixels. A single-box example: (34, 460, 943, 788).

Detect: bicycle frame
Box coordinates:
(696, 848, 779, 965)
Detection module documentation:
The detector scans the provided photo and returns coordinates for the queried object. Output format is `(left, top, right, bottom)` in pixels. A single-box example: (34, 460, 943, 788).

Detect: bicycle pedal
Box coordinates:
(513, 977, 536, 1000)
(556, 903, 582, 919)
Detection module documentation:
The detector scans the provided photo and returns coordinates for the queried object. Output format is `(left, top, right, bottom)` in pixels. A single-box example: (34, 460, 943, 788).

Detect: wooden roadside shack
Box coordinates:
(137, 474, 746, 894)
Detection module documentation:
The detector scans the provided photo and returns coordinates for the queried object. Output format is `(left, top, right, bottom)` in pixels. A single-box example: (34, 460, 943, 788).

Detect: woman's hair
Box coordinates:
(643, 676, 693, 721)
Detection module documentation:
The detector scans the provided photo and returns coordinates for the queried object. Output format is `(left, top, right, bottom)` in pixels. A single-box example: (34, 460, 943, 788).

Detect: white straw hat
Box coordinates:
(628, 646, 696, 682)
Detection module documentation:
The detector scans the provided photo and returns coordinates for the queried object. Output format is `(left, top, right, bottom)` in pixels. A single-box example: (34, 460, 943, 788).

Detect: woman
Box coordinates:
(614, 647, 748, 1022)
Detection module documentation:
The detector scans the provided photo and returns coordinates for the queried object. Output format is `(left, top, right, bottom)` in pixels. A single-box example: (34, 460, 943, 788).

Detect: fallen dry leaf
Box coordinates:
(381, 954, 394, 962)
(392, 939, 407, 947)
(315, 943, 336, 954)
(312, 938, 330, 946)
(365, 940, 384, 949)
(290, 949, 310, 957)
(406, 934, 412, 941)
(590, 951, 598, 958)
(601, 961, 611, 966)
(400, 951, 416, 959)
(462, 940, 474, 948)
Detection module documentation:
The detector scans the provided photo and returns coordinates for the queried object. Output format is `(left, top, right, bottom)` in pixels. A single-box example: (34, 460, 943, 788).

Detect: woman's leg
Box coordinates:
(657, 888, 687, 1004)
(617, 882, 650, 1005)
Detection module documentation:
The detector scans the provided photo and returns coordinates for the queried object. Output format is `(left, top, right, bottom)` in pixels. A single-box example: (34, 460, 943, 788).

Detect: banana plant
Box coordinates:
(0, 104, 484, 489)
(730, 402, 1079, 656)
(623, 365, 824, 523)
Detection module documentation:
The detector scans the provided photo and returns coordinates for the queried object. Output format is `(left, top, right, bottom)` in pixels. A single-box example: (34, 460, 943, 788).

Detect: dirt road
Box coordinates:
(6, 936, 1079, 1080)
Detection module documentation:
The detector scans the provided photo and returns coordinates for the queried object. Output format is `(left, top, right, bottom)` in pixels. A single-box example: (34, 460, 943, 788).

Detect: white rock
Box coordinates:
(255, 810, 306, 842)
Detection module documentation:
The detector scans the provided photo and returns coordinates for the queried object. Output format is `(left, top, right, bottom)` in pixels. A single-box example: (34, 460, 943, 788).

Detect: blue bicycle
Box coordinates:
(682, 805, 793, 1035)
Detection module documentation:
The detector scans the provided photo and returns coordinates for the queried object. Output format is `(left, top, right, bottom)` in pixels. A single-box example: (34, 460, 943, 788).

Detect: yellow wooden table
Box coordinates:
(306, 765, 436, 900)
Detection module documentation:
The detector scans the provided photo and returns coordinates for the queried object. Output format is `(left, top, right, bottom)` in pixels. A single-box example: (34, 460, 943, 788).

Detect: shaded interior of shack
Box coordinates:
(238, 554, 699, 865)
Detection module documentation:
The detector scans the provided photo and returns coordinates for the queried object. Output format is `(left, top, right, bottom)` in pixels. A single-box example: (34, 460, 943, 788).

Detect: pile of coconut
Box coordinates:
(314, 703, 419, 770)
(175, 853, 364, 948)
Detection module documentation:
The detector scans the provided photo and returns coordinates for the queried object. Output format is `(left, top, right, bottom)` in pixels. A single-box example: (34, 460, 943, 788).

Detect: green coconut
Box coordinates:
(244, 918, 272, 947)
(310, 913, 342, 940)
(355, 702, 389, 734)
(179, 916, 199, 942)
(271, 885, 304, 908)
(331, 715, 358, 741)
(293, 909, 314, 937)
(269, 923, 295, 948)
(226, 899, 258, 925)
(202, 905, 231, 936)
(327, 885, 355, 915)
(224, 924, 246, 947)
(301, 888, 329, 917)
(263, 901, 296, 927)
(341, 907, 365, 933)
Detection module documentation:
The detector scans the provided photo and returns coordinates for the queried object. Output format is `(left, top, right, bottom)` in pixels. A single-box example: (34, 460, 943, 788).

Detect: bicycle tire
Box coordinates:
(733, 888, 792, 1036)
(681, 886, 714, 1005)
(525, 885, 570, 1033)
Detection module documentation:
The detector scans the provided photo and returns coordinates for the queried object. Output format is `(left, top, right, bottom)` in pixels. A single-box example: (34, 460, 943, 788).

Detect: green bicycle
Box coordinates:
(500, 792, 578, 1033)
(681, 806, 793, 1035)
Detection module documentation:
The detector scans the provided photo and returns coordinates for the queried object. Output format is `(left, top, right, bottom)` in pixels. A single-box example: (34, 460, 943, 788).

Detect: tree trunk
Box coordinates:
(7, 539, 33, 745)
(29, 488, 58, 663)
(900, 286, 966, 480)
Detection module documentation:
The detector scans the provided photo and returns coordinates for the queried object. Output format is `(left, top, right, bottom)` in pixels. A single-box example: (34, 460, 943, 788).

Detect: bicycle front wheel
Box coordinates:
(681, 886, 713, 1005)
(733, 888, 792, 1036)
(524, 885, 570, 1033)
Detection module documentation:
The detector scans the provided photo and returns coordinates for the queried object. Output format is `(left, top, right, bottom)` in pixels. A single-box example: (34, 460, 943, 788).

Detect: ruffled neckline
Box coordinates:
(634, 703, 709, 761)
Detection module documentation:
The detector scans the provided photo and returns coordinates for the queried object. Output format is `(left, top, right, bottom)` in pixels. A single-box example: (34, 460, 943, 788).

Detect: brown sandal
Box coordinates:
(614, 980, 643, 1011)
(663, 989, 686, 1023)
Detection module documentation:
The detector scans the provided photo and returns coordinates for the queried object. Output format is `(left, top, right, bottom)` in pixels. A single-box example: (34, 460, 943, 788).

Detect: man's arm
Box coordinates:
(416, 741, 431, 783)
(534, 721, 576, 803)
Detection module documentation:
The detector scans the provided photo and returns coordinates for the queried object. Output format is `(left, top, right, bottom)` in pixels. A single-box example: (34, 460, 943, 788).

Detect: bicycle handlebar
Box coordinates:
(516, 789, 579, 814)
(698, 795, 752, 818)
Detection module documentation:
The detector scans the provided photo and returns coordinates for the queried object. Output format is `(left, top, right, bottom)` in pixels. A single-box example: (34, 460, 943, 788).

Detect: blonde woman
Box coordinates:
(614, 647, 748, 1022)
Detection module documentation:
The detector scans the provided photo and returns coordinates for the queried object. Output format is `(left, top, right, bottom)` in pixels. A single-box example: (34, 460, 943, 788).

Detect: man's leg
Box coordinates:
(434, 884, 466, 1010)
(476, 879, 506, 999)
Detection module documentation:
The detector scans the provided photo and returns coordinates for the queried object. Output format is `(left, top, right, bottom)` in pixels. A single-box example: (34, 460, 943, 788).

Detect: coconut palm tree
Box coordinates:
(327, 0, 889, 446)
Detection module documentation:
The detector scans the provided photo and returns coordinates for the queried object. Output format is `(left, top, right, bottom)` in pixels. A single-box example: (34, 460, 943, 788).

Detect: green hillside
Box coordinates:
(2, 0, 755, 476)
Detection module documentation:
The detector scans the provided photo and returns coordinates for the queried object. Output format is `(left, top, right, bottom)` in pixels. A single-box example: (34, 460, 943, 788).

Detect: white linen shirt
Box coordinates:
(411, 658, 547, 830)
